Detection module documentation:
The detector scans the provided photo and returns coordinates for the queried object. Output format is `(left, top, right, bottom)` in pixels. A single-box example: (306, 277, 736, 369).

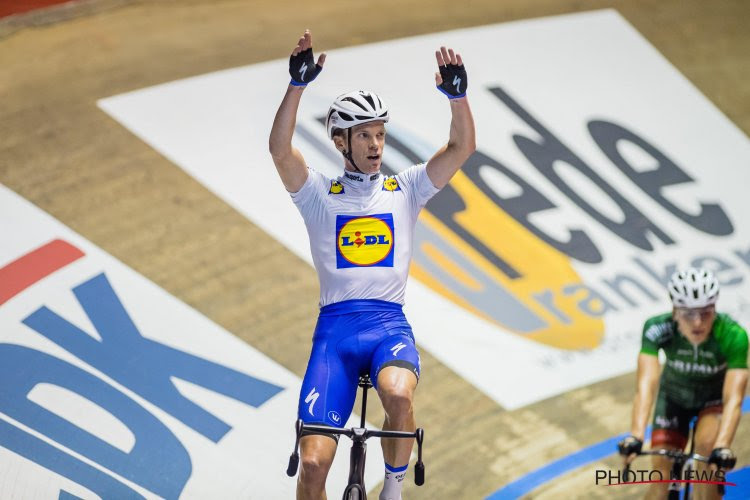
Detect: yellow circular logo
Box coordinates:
(337, 217, 394, 266)
(329, 181, 344, 194)
(383, 177, 399, 191)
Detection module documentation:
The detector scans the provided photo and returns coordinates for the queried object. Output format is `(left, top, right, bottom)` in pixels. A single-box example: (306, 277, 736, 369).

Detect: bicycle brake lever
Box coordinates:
(287, 419, 304, 477)
(415, 428, 425, 485)
(287, 452, 299, 477)
(415, 461, 425, 486)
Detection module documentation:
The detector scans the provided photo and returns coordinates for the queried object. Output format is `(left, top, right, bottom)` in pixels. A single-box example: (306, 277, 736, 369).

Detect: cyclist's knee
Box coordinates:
(379, 385, 414, 418)
(299, 436, 336, 485)
(300, 452, 334, 484)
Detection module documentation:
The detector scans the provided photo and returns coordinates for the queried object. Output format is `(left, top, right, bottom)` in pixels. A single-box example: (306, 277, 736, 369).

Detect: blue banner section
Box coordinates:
(59, 490, 85, 500)
(0, 344, 191, 498)
(487, 397, 750, 499)
(0, 272, 287, 497)
(0, 419, 143, 498)
(22, 273, 284, 442)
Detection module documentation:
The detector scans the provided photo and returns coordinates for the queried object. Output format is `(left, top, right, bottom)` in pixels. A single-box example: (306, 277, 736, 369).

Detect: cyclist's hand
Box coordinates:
(435, 46, 467, 98)
(617, 435, 643, 463)
(289, 29, 325, 86)
(708, 448, 736, 470)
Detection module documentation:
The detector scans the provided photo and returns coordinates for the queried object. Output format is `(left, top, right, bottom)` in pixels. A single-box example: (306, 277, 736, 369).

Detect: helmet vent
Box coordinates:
(341, 97, 368, 111)
(362, 93, 376, 110)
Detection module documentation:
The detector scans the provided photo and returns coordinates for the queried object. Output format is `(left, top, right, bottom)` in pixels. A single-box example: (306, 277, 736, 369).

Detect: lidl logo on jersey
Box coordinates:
(383, 177, 401, 192)
(329, 180, 345, 195)
(336, 213, 395, 268)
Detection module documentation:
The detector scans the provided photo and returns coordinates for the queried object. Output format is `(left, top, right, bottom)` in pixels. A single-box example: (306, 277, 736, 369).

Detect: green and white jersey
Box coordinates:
(641, 313, 749, 409)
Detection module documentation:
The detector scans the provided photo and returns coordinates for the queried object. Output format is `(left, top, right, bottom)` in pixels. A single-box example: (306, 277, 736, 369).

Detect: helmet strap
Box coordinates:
(343, 129, 365, 174)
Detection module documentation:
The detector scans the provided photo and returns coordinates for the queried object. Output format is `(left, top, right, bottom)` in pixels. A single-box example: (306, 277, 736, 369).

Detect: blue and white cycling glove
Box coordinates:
(289, 48, 323, 86)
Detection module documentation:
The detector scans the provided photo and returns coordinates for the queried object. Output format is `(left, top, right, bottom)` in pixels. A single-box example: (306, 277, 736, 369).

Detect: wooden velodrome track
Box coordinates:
(1, 0, 748, 498)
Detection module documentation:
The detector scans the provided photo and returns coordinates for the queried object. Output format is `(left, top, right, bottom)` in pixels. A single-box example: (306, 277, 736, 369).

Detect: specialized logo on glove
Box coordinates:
(336, 213, 395, 268)
(437, 62, 467, 98)
(289, 48, 323, 86)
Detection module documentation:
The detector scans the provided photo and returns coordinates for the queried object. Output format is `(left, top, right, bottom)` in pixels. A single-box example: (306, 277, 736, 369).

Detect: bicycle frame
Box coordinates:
(286, 375, 425, 499)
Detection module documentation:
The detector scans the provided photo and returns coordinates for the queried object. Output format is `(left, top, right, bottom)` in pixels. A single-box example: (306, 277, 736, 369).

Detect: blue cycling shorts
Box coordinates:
(297, 299, 421, 429)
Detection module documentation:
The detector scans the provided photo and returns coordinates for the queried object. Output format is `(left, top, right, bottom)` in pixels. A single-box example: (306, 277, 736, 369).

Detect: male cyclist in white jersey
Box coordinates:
(269, 29, 475, 500)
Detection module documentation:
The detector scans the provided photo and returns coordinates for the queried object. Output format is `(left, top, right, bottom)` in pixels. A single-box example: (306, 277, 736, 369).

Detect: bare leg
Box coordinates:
(297, 434, 338, 500)
(692, 412, 721, 500)
(376, 366, 418, 468)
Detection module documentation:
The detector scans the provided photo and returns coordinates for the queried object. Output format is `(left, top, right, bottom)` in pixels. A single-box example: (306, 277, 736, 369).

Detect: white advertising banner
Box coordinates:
(0, 185, 382, 498)
(98, 9, 750, 409)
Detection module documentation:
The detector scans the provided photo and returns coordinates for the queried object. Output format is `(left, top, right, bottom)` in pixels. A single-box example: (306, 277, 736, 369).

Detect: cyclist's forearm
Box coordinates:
(630, 388, 654, 439)
(714, 396, 742, 448)
(630, 355, 659, 439)
(269, 85, 305, 158)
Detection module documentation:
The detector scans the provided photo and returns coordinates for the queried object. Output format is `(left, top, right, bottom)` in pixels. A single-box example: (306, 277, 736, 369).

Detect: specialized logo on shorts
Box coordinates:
(305, 387, 319, 416)
(329, 180, 345, 195)
(382, 176, 401, 192)
(390, 342, 407, 356)
(328, 411, 341, 424)
(336, 213, 395, 268)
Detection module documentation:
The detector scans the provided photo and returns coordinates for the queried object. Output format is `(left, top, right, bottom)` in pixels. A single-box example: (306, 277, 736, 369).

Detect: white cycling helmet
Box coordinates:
(667, 267, 719, 308)
(325, 90, 389, 139)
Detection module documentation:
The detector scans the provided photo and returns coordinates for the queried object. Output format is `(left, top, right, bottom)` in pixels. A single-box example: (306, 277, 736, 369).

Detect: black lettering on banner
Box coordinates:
(462, 151, 602, 263)
(488, 86, 675, 251)
(384, 132, 522, 279)
(588, 120, 733, 236)
(691, 255, 744, 286)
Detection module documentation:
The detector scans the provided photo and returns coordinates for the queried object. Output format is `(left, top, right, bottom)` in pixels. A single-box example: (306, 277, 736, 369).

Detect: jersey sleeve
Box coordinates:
(397, 163, 440, 215)
(289, 168, 328, 216)
(718, 318, 749, 369)
(641, 325, 659, 356)
(640, 314, 672, 356)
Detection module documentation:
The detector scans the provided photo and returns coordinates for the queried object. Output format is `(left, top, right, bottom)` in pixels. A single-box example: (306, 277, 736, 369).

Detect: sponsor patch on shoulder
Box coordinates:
(382, 176, 400, 192)
(329, 180, 345, 195)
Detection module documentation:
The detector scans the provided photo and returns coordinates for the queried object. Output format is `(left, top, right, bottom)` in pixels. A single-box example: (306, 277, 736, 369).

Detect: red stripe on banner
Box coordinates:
(0, 239, 85, 305)
(0, 1, 75, 19)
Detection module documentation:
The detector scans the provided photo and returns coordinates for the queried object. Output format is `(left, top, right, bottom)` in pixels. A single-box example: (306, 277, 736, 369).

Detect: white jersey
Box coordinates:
(290, 164, 439, 307)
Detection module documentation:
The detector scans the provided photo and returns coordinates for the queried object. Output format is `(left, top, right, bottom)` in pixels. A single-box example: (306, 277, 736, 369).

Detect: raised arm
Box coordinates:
(425, 46, 476, 189)
(268, 30, 326, 192)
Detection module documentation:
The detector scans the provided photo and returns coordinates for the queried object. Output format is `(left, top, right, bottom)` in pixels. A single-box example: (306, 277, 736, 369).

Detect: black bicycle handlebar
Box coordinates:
(300, 422, 421, 440)
(287, 419, 425, 485)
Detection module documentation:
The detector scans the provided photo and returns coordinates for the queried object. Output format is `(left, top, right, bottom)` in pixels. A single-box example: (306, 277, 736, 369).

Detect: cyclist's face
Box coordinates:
(340, 122, 386, 173)
(673, 305, 716, 344)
